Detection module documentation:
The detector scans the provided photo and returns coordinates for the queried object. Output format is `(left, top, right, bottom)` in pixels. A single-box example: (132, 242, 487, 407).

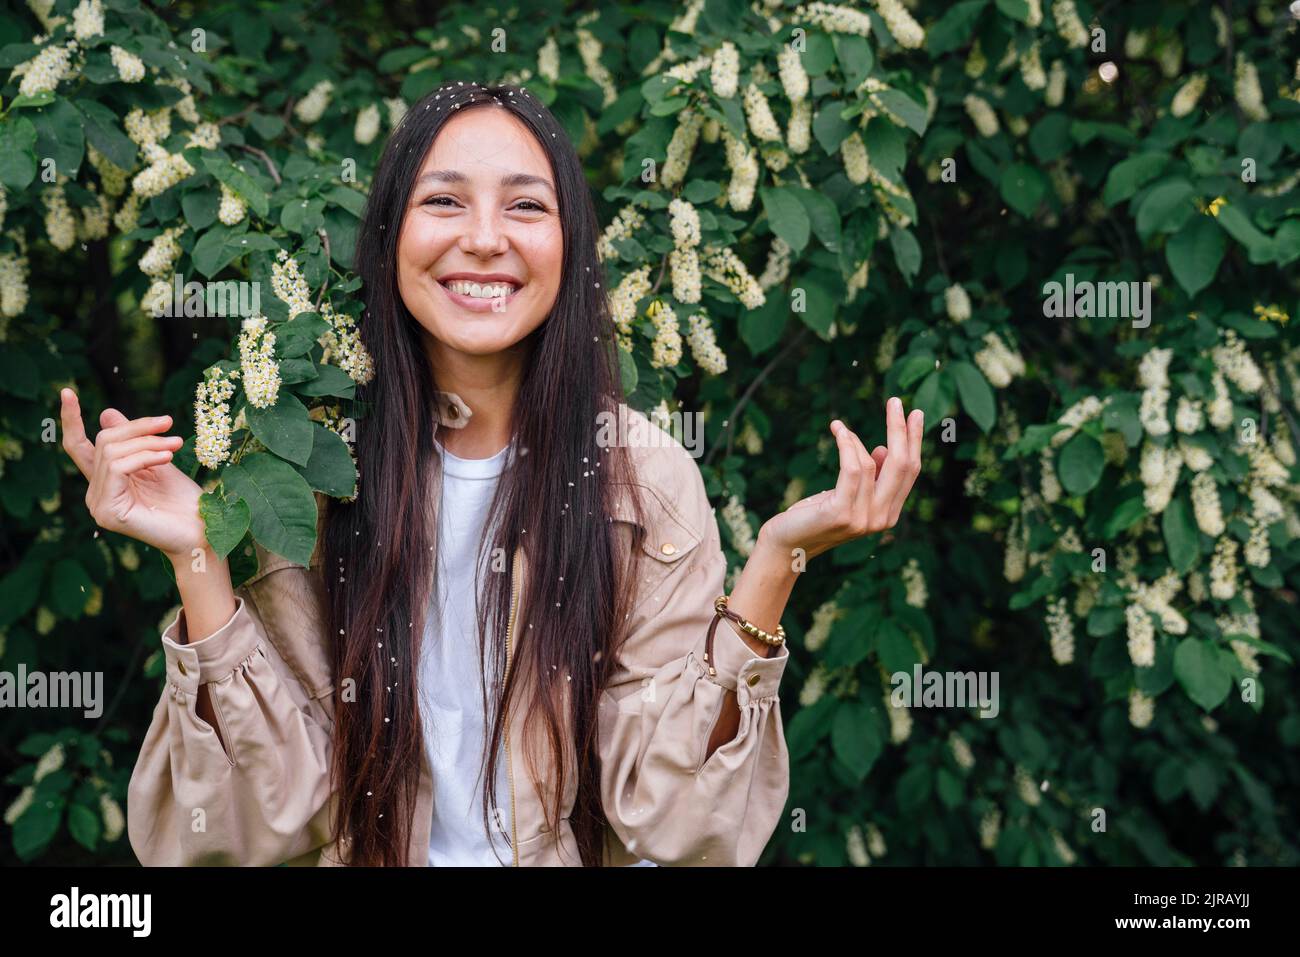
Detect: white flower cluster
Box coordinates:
(354, 103, 381, 145)
(1244, 517, 1270, 568)
(138, 226, 184, 277)
(319, 300, 375, 385)
(973, 331, 1025, 388)
(597, 204, 645, 262)
(1020, 40, 1046, 90)
(788, 99, 812, 154)
(1046, 59, 1067, 107)
(100, 791, 125, 842)
(964, 94, 999, 138)
(1053, 0, 1089, 48)
(743, 82, 782, 142)
(1045, 597, 1075, 664)
(759, 236, 792, 290)
(1173, 395, 1204, 434)
(238, 314, 281, 409)
(701, 245, 765, 308)
(1234, 53, 1268, 123)
(294, 80, 334, 124)
(1133, 570, 1188, 636)
(271, 248, 315, 318)
(43, 183, 76, 251)
(979, 809, 1001, 849)
(186, 121, 221, 151)
(647, 299, 682, 369)
(1138, 346, 1172, 437)
(14, 41, 73, 97)
(846, 824, 870, 865)
(124, 106, 170, 147)
(576, 28, 617, 106)
(1209, 536, 1238, 600)
(1211, 330, 1264, 394)
(385, 97, 407, 128)
(710, 41, 740, 98)
(1207, 371, 1233, 429)
(720, 494, 755, 557)
(1190, 471, 1225, 536)
(0, 252, 30, 319)
(949, 732, 975, 770)
(794, 3, 873, 36)
(1051, 395, 1105, 448)
(132, 144, 196, 199)
(874, 0, 924, 48)
(1004, 516, 1027, 582)
(803, 599, 842, 652)
(1139, 442, 1181, 513)
(686, 309, 727, 375)
(194, 367, 239, 470)
(1040, 447, 1062, 503)
(1015, 766, 1041, 806)
(661, 108, 703, 188)
(886, 691, 912, 743)
(537, 35, 560, 82)
(722, 131, 759, 210)
(944, 283, 971, 322)
(72, 0, 103, 39)
(1125, 603, 1155, 667)
(1129, 689, 1155, 729)
(776, 45, 808, 103)
(111, 45, 145, 83)
(668, 198, 702, 304)
(607, 265, 650, 351)
(800, 663, 829, 707)
(664, 53, 711, 87)
(841, 132, 870, 184)
(218, 182, 248, 225)
(1171, 74, 1207, 118)
(901, 558, 927, 608)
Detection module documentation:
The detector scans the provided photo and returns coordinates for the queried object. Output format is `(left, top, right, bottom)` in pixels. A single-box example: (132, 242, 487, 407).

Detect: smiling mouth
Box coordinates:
(438, 279, 522, 300)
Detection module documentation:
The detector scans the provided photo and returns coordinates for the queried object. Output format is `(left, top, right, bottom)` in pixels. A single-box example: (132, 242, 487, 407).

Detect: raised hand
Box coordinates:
(59, 388, 207, 562)
(759, 396, 923, 563)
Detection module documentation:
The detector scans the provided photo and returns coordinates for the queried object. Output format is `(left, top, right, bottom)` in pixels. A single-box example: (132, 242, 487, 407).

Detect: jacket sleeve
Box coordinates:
(598, 469, 791, 867)
(126, 557, 337, 866)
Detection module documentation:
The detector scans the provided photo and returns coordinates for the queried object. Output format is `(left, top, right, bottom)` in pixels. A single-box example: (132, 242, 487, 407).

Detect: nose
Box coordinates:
(458, 207, 509, 258)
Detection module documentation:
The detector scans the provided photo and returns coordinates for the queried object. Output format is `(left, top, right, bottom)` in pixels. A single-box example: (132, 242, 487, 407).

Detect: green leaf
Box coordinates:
(999, 163, 1046, 218)
(294, 424, 357, 498)
(1102, 153, 1169, 207)
(1057, 433, 1104, 495)
(68, 802, 101, 852)
(1162, 495, 1200, 574)
(1135, 179, 1195, 236)
(812, 101, 851, 155)
(831, 701, 883, 781)
(201, 156, 269, 218)
(48, 558, 92, 619)
(198, 490, 252, 560)
(927, 0, 988, 55)
(75, 100, 137, 171)
(790, 187, 841, 252)
(181, 188, 220, 231)
(875, 620, 920, 675)
(32, 99, 85, 178)
(245, 391, 314, 466)
(995, 0, 1030, 21)
(1028, 113, 1071, 163)
(0, 115, 37, 190)
(912, 369, 954, 430)
(1173, 638, 1232, 711)
(1166, 215, 1226, 297)
(874, 90, 927, 136)
(1214, 204, 1274, 263)
(950, 360, 997, 433)
(739, 294, 787, 355)
(12, 795, 62, 861)
(889, 226, 921, 284)
(895, 353, 935, 389)
(294, 363, 356, 399)
(759, 186, 811, 253)
(222, 453, 318, 567)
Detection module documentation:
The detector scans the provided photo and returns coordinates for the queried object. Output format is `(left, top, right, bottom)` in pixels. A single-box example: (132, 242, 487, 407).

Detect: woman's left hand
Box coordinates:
(758, 396, 923, 564)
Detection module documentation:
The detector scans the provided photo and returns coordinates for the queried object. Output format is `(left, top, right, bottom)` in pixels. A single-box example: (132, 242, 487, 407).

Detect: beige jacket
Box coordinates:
(127, 398, 791, 867)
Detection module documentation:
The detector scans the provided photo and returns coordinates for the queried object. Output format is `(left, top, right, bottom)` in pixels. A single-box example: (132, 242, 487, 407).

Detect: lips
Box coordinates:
(436, 274, 524, 312)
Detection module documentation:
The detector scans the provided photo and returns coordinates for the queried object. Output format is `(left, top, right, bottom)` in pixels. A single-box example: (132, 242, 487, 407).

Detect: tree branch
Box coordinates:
(704, 324, 810, 468)
(234, 143, 282, 186)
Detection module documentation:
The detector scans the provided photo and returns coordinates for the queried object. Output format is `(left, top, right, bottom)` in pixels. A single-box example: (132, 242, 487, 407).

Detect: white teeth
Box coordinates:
(444, 280, 516, 299)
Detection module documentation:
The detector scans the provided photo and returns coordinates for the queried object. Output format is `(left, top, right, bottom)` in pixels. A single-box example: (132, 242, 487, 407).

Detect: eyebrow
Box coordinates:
(416, 169, 556, 194)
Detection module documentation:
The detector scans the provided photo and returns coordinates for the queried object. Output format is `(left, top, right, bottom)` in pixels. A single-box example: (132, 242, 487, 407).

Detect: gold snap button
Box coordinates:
(747, 673, 761, 687)
(660, 542, 676, 556)
(177, 660, 188, 676)
(447, 403, 460, 419)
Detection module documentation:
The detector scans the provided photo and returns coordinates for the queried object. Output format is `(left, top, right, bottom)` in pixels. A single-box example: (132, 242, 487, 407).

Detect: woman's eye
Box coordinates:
(423, 196, 458, 208)
(513, 200, 546, 212)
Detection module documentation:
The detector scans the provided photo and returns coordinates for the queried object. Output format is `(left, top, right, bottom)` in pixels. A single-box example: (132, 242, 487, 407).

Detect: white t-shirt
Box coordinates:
(420, 436, 516, 866)
(419, 434, 658, 867)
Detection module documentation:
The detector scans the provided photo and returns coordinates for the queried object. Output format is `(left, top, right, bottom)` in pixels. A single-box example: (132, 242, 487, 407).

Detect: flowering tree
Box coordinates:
(1, 0, 1298, 866)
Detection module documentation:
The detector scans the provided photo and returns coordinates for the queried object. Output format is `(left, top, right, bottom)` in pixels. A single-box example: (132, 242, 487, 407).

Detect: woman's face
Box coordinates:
(397, 106, 563, 358)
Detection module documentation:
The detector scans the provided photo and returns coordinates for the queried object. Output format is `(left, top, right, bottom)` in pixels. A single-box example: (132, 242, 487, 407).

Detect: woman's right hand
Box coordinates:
(60, 388, 207, 564)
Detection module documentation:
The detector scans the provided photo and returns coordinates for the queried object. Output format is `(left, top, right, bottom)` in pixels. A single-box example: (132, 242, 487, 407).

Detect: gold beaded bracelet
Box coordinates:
(713, 595, 786, 646)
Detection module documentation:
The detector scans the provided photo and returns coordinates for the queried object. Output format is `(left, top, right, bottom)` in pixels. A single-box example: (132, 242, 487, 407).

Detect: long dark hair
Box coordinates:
(322, 82, 646, 866)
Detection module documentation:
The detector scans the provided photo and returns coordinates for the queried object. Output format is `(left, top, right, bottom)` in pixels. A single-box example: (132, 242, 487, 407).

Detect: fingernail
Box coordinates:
(890, 396, 902, 412)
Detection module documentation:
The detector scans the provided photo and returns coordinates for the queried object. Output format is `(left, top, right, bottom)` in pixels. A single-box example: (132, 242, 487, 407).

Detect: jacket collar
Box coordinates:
(432, 390, 473, 429)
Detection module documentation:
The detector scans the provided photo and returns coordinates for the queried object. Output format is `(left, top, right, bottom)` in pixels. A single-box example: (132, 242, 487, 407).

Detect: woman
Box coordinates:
(58, 82, 924, 866)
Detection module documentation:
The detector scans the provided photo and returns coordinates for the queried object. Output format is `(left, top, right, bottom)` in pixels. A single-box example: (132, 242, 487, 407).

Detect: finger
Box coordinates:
(870, 445, 888, 476)
(839, 422, 876, 522)
(58, 388, 96, 477)
(107, 448, 175, 477)
(95, 414, 174, 446)
(829, 420, 863, 505)
(101, 434, 183, 463)
(100, 407, 130, 429)
(888, 410, 926, 525)
(873, 399, 907, 512)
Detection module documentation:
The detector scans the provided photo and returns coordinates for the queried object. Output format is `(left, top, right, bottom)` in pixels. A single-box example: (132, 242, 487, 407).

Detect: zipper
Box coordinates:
(501, 545, 522, 866)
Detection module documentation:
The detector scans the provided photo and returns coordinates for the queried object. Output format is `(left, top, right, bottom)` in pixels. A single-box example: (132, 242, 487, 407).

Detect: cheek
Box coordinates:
(398, 215, 454, 272)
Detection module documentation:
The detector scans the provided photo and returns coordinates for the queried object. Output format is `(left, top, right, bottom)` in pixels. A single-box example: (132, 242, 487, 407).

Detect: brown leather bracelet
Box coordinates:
(703, 595, 785, 678)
